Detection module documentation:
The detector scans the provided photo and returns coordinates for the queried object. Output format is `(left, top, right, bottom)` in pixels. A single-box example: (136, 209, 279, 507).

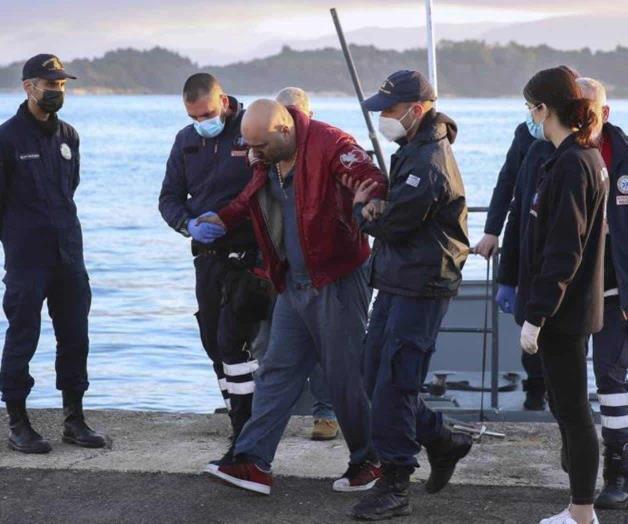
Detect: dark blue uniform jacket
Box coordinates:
(0, 101, 84, 270)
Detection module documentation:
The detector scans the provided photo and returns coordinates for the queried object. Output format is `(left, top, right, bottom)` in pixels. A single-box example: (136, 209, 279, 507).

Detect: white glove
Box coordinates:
(520, 321, 541, 355)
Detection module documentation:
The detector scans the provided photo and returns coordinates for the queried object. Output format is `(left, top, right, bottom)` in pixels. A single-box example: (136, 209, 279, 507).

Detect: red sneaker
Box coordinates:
(333, 461, 381, 492)
(207, 460, 273, 495)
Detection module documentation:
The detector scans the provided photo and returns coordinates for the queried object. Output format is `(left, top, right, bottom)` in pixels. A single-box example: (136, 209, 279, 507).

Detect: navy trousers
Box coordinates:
(364, 291, 450, 467)
(0, 265, 91, 401)
(194, 252, 270, 434)
(593, 296, 628, 449)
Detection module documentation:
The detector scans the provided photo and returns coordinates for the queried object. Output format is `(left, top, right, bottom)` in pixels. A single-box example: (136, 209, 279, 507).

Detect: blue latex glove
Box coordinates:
(187, 211, 226, 244)
(496, 285, 516, 314)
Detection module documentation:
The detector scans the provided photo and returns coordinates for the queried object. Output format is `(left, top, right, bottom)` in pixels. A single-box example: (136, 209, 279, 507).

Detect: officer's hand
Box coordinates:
(362, 200, 386, 222)
(495, 285, 516, 314)
(520, 321, 541, 355)
(354, 179, 379, 205)
(623, 310, 628, 321)
(474, 234, 499, 259)
(188, 212, 226, 244)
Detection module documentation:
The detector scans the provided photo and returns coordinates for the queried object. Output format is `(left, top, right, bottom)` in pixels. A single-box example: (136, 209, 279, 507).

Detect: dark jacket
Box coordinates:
(484, 122, 535, 236)
(218, 107, 388, 293)
(604, 123, 628, 310)
(520, 134, 607, 335)
(499, 123, 628, 322)
(158, 96, 256, 254)
(498, 140, 555, 291)
(355, 109, 469, 298)
(0, 101, 84, 270)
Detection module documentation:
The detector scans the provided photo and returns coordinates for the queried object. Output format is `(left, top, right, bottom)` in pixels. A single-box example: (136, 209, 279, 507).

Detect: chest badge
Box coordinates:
(618, 175, 628, 195)
(60, 143, 72, 160)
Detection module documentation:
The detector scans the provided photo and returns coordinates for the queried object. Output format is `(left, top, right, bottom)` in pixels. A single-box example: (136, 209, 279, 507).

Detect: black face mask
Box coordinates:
(33, 87, 64, 114)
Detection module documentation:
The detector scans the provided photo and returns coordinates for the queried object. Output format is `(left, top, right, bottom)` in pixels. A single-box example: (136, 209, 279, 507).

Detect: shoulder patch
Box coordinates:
(60, 143, 72, 160)
(406, 174, 421, 187)
(339, 149, 370, 169)
(617, 175, 628, 195)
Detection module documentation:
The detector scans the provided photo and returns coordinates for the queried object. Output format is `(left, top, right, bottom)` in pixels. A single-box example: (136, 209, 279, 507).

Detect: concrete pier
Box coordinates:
(0, 410, 624, 523)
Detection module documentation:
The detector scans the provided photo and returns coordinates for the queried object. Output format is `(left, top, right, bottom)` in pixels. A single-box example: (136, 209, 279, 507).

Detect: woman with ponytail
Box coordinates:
(518, 67, 609, 524)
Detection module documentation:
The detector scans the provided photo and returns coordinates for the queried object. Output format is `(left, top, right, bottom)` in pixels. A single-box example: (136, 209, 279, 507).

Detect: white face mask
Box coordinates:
(378, 107, 416, 142)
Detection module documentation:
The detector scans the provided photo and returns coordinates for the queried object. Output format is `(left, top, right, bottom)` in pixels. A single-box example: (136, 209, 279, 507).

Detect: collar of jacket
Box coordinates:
(396, 108, 453, 149)
(224, 95, 244, 132)
(543, 133, 579, 172)
(17, 100, 60, 137)
(604, 122, 628, 174)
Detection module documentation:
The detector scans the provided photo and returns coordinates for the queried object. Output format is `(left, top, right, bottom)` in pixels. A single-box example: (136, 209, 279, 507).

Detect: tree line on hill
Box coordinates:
(1, 42, 626, 97)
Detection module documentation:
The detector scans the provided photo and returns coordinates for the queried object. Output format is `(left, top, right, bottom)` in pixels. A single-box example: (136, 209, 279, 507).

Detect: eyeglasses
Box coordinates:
(525, 102, 543, 113)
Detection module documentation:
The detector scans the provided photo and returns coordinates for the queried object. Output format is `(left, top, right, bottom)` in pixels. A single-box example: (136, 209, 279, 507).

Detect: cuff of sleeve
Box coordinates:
(217, 210, 233, 231)
(353, 203, 368, 228)
(176, 217, 191, 237)
(524, 312, 545, 329)
(483, 226, 500, 236)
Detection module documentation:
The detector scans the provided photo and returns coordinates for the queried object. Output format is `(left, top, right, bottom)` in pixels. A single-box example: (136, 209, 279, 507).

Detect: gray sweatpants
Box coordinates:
(234, 267, 374, 468)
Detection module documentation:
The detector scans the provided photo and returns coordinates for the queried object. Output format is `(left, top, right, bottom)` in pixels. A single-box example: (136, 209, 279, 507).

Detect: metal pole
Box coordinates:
(491, 249, 500, 409)
(330, 8, 388, 176)
(425, 0, 438, 98)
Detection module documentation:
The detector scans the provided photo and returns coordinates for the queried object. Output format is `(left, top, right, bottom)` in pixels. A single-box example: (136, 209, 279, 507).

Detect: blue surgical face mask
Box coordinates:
(525, 104, 547, 141)
(194, 114, 225, 139)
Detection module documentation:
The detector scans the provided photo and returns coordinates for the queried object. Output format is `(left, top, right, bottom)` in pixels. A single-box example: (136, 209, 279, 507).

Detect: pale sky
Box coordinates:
(2, 0, 627, 66)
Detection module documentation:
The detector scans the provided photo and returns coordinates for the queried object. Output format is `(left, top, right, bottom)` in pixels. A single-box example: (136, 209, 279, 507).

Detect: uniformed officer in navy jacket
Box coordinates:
(0, 55, 106, 453)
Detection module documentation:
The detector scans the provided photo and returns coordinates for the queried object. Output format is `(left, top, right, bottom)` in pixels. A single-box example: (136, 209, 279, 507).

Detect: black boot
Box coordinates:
(207, 394, 252, 470)
(350, 463, 413, 521)
(595, 444, 628, 510)
(6, 400, 51, 454)
(522, 378, 547, 411)
(62, 391, 107, 448)
(425, 429, 473, 494)
(208, 435, 237, 469)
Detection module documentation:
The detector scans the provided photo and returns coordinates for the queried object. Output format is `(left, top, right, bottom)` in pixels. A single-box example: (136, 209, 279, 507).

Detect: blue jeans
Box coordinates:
(309, 365, 335, 420)
(364, 291, 450, 467)
(234, 268, 374, 469)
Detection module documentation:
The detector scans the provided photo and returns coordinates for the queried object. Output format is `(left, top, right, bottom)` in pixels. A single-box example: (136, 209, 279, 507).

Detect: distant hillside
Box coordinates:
(1, 42, 628, 97)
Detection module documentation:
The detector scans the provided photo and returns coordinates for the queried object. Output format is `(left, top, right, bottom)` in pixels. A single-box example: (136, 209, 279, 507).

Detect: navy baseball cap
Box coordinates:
(363, 70, 436, 112)
(22, 54, 77, 81)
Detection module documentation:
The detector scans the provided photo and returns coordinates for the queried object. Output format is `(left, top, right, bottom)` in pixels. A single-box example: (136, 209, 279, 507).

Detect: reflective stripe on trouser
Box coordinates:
(593, 296, 628, 448)
(194, 254, 266, 434)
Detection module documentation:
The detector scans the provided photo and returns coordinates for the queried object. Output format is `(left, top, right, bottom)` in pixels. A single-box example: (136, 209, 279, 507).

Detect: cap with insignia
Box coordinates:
(22, 54, 77, 81)
(363, 70, 436, 112)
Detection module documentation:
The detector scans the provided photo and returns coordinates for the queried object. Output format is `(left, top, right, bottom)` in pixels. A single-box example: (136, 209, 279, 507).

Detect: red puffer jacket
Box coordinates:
(219, 107, 388, 293)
